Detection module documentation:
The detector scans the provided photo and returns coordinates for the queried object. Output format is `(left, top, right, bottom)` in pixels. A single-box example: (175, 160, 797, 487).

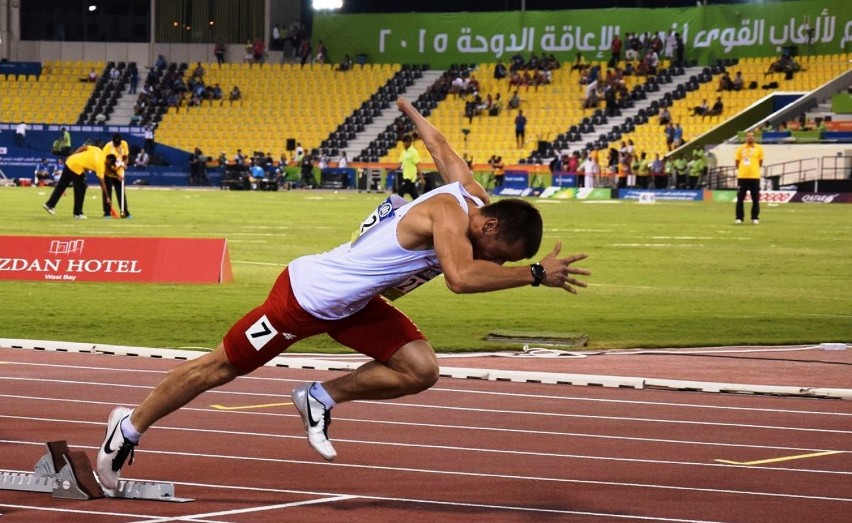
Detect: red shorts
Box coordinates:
(222, 267, 426, 374)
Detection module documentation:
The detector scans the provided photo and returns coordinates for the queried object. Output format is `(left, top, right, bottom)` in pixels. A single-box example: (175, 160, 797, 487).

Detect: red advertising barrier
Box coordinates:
(0, 236, 233, 284)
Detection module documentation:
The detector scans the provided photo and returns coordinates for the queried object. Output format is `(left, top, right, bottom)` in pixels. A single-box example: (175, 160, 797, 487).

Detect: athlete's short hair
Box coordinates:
(481, 198, 543, 259)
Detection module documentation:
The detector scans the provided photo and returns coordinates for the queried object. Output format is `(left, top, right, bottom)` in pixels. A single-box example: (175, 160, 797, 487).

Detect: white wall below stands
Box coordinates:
(712, 143, 852, 169)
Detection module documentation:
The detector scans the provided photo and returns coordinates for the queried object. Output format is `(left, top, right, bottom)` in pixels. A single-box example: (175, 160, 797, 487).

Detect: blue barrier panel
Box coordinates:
(551, 173, 577, 187)
(619, 189, 704, 201)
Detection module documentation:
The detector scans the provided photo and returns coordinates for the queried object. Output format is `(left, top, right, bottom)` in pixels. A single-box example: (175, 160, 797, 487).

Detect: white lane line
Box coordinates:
(1, 399, 848, 457)
(128, 495, 356, 523)
(0, 502, 158, 519)
(3, 442, 850, 502)
(2, 378, 847, 434)
(4, 360, 850, 417)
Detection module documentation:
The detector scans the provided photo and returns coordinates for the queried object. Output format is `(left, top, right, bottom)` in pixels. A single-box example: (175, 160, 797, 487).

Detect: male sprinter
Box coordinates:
(43, 144, 116, 219)
(96, 96, 590, 489)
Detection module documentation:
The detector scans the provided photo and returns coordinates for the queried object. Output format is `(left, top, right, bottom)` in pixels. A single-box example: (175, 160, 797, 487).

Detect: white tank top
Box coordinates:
(289, 182, 484, 320)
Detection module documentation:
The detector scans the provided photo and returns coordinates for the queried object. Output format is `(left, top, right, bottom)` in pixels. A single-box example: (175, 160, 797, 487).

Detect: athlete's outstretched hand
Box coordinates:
(538, 242, 590, 294)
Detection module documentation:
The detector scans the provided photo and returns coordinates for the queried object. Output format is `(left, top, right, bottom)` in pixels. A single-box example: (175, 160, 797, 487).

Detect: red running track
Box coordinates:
(0, 346, 850, 522)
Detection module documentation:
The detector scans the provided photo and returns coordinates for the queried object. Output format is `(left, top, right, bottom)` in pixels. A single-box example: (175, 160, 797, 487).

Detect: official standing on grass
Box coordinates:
(397, 135, 420, 199)
(94, 96, 591, 490)
(734, 130, 764, 224)
(42, 145, 116, 219)
(102, 134, 131, 218)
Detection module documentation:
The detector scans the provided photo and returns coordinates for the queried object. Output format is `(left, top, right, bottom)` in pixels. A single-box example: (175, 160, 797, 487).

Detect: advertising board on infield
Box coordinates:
(0, 236, 233, 284)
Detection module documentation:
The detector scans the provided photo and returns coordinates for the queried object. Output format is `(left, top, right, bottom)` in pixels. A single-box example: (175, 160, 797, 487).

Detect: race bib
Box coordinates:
(350, 195, 406, 245)
(381, 267, 443, 301)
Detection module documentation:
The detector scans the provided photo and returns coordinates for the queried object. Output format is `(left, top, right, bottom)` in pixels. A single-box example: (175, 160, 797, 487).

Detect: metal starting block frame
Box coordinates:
(0, 440, 192, 503)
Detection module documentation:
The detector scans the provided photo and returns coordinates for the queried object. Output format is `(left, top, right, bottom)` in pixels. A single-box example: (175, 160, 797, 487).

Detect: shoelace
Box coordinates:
(322, 410, 332, 439)
(112, 440, 137, 472)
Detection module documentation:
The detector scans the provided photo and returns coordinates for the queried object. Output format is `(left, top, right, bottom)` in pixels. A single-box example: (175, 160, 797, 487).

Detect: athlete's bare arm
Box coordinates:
(401, 196, 589, 294)
(397, 97, 489, 204)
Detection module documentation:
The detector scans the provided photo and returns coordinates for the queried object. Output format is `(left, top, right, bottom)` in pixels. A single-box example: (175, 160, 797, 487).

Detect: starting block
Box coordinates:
(0, 440, 192, 503)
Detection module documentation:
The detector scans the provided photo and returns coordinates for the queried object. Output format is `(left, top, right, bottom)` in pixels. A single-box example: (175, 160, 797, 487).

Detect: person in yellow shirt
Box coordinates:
(43, 144, 116, 219)
(102, 133, 131, 218)
(734, 130, 764, 224)
(397, 135, 421, 200)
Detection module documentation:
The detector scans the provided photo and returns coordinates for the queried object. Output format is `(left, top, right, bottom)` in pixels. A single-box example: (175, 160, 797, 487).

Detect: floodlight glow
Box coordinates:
(88, 5, 97, 12)
(312, 0, 343, 10)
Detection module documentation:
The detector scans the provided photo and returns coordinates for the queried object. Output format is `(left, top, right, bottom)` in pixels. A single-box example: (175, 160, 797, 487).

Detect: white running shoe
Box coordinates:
(43, 203, 55, 215)
(96, 407, 137, 489)
(291, 383, 337, 461)
(74, 214, 88, 220)
(735, 219, 743, 224)
(752, 219, 759, 224)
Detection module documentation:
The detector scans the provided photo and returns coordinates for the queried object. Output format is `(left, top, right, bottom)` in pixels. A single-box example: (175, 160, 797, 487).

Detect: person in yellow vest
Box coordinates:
(43, 144, 116, 219)
(102, 133, 131, 218)
(734, 131, 764, 224)
(397, 135, 421, 200)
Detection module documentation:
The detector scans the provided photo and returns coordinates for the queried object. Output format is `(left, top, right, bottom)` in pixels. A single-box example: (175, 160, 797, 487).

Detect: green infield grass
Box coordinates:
(0, 186, 849, 353)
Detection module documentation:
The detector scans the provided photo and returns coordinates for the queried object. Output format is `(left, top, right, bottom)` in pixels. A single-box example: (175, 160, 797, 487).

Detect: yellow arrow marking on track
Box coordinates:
(210, 402, 292, 411)
(715, 450, 843, 466)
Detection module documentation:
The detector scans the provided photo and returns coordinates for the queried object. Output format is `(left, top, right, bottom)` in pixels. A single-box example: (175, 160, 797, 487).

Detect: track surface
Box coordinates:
(1, 346, 850, 522)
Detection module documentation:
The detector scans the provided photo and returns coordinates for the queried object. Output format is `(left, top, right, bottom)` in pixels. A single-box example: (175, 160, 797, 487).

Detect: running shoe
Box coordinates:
(43, 203, 55, 215)
(291, 383, 337, 461)
(752, 219, 759, 224)
(73, 214, 88, 220)
(96, 407, 137, 489)
(735, 219, 742, 224)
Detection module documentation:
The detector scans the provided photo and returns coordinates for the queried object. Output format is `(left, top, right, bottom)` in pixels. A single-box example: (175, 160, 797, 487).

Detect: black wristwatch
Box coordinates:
(530, 263, 545, 287)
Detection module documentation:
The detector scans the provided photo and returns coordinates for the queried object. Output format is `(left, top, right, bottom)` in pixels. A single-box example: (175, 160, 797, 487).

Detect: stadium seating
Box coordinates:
(153, 62, 396, 159)
(0, 60, 99, 124)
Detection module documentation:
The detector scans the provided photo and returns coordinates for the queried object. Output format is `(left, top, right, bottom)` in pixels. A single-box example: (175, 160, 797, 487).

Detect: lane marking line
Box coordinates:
(128, 495, 357, 523)
(715, 450, 844, 466)
(210, 402, 292, 411)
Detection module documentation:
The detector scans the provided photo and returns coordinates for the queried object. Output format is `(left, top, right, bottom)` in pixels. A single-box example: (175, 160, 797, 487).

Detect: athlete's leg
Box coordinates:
(130, 343, 240, 432)
(323, 339, 439, 402)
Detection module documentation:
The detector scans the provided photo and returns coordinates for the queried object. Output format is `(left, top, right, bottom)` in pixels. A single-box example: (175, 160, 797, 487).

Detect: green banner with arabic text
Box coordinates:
(313, 0, 851, 68)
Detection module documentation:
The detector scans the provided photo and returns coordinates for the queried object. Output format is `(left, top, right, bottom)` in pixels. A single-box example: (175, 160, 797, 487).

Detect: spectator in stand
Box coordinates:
(732, 71, 745, 91)
(299, 38, 312, 66)
(514, 110, 527, 148)
(214, 42, 226, 65)
(493, 60, 507, 79)
(81, 68, 98, 83)
(271, 24, 282, 51)
(315, 40, 329, 64)
(507, 90, 521, 112)
(489, 154, 505, 192)
(664, 122, 675, 151)
(674, 32, 685, 67)
(664, 30, 677, 60)
(252, 38, 266, 64)
(571, 52, 588, 71)
(338, 151, 348, 169)
(583, 80, 599, 109)
(192, 62, 205, 81)
(705, 96, 724, 117)
(691, 99, 709, 117)
(717, 72, 734, 91)
(229, 85, 242, 104)
(659, 106, 672, 125)
(609, 33, 622, 68)
(673, 123, 684, 148)
(338, 55, 353, 72)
